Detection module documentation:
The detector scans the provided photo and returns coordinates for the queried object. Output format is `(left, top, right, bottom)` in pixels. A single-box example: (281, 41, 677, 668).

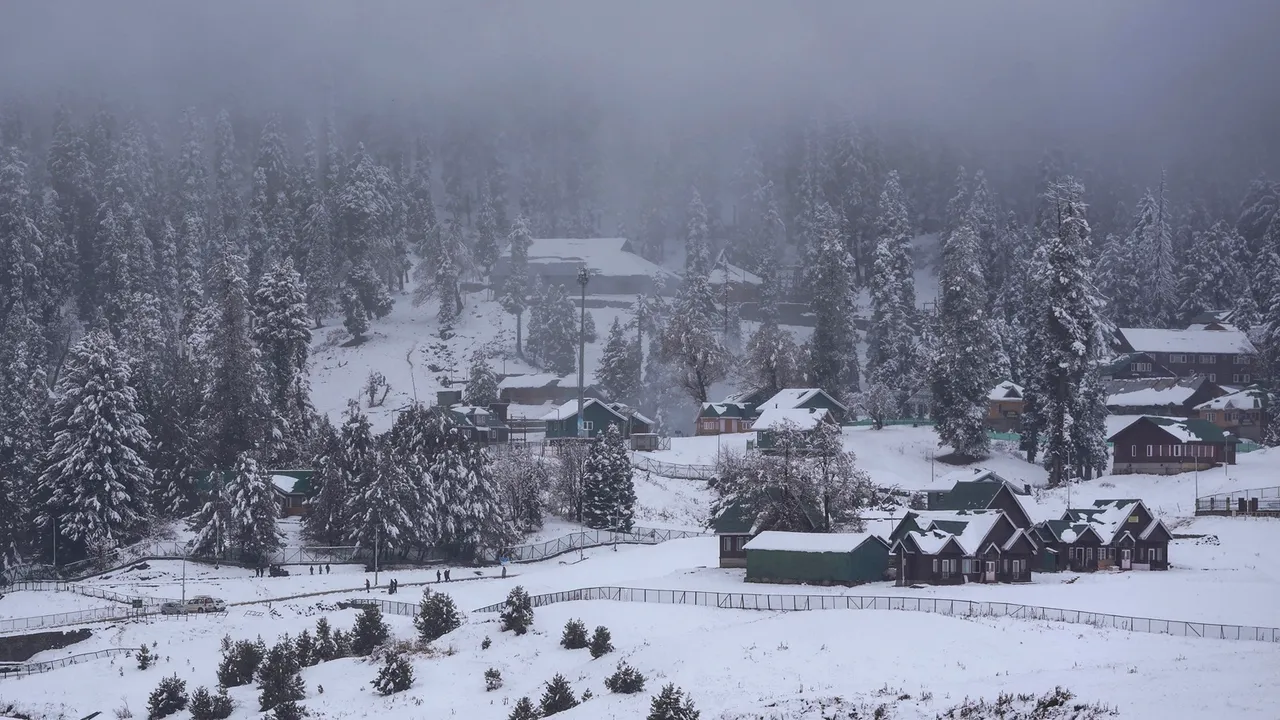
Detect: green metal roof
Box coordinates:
(1124, 416, 1240, 444)
(929, 479, 1023, 511)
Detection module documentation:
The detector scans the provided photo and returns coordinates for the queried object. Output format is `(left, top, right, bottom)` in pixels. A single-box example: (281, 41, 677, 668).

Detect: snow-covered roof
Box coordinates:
(903, 530, 962, 555)
(1077, 500, 1142, 544)
(753, 407, 830, 431)
(743, 530, 885, 553)
(271, 475, 304, 495)
(498, 373, 561, 390)
(518, 237, 678, 279)
(540, 397, 625, 422)
(1108, 415, 1234, 444)
(1105, 377, 1207, 408)
(988, 381, 1024, 401)
(1002, 528, 1037, 552)
(607, 402, 654, 426)
(709, 251, 763, 286)
(758, 388, 849, 413)
(1195, 386, 1268, 411)
(1117, 327, 1255, 355)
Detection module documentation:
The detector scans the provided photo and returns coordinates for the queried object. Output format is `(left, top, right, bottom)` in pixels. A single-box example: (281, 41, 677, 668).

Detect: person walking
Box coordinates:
(501, 565, 507, 578)
(365, 578, 370, 592)
(325, 564, 330, 574)
(309, 566, 314, 576)
(436, 569, 441, 582)
(444, 569, 451, 581)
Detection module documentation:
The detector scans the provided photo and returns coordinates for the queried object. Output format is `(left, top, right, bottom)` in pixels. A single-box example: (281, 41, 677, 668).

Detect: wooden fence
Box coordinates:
(1196, 485, 1280, 516)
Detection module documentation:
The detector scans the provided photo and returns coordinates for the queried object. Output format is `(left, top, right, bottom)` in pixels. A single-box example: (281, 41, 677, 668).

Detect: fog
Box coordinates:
(4, 0, 1279, 178)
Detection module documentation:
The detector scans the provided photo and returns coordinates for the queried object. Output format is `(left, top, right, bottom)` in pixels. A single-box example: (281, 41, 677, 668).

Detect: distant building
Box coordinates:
(1033, 499, 1171, 572)
(270, 471, 315, 518)
(1100, 352, 1177, 382)
(497, 373, 605, 407)
(743, 531, 891, 586)
(541, 398, 653, 439)
(490, 237, 680, 297)
(888, 509, 1035, 585)
(1194, 386, 1271, 442)
(985, 381, 1024, 432)
(1103, 376, 1226, 417)
(710, 490, 824, 568)
(1114, 327, 1258, 383)
(695, 402, 753, 436)
(1108, 416, 1238, 475)
(923, 468, 1034, 531)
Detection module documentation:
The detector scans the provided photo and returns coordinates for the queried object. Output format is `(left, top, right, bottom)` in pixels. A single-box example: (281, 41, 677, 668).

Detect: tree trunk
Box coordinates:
(515, 311, 524, 356)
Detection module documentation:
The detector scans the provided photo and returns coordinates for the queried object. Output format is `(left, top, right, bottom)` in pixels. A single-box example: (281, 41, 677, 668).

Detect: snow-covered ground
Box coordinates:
(0, 591, 116, 619)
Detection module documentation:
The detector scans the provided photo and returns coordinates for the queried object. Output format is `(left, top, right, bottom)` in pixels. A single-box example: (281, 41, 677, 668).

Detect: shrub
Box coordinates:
(481, 636, 492, 650)
(539, 673, 578, 716)
(146, 675, 188, 720)
(257, 638, 305, 711)
(507, 697, 539, 720)
(371, 654, 415, 696)
(294, 630, 316, 667)
(581, 689, 593, 701)
(604, 662, 646, 694)
(188, 687, 233, 720)
(271, 701, 308, 720)
(332, 628, 352, 658)
(647, 684, 700, 720)
(313, 618, 336, 662)
(938, 687, 1118, 719)
(499, 586, 533, 635)
(350, 605, 389, 656)
(588, 626, 613, 659)
(560, 619, 588, 649)
(216, 639, 265, 688)
(415, 591, 464, 643)
(484, 667, 503, 691)
(136, 644, 154, 670)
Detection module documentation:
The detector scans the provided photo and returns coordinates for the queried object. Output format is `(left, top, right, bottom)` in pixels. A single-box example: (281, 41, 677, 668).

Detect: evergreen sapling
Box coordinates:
(647, 684, 701, 720)
(371, 654, 414, 695)
(188, 687, 233, 720)
(588, 626, 613, 659)
(146, 675, 187, 720)
(605, 662, 646, 694)
(350, 605, 389, 656)
(507, 697, 539, 720)
(539, 674, 578, 716)
(560, 619, 588, 649)
(499, 586, 533, 635)
(415, 591, 463, 643)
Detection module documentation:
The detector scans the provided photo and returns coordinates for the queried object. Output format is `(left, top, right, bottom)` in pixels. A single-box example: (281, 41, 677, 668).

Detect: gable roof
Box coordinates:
(605, 402, 654, 426)
(753, 406, 832, 431)
(1101, 352, 1177, 378)
(710, 488, 824, 535)
(1104, 376, 1219, 409)
(743, 531, 887, 553)
(700, 402, 751, 419)
(1195, 386, 1269, 412)
(1107, 415, 1237, 444)
(894, 530, 967, 556)
(540, 397, 626, 423)
(1117, 327, 1256, 355)
(927, 469, 1031, 510)
(1034, 519, 1106, 545)
(988, 380, 1024, 401)
(512, 237, 678, 280)
(1001, 528, 1038, 553)
(758, 388, 849, 413)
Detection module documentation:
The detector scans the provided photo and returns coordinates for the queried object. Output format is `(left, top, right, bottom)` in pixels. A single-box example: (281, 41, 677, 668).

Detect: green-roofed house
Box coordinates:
(1108, 416, 1238, 475)
(924, 468, 1034, 530)
(710, 489, 824, 568)
(695, 402, 753, 436)
(194, 468, 315, 518)
(743, 531, 891, 586)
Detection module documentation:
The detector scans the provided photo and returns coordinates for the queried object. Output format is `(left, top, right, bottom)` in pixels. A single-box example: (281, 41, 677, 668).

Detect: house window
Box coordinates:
(1172, 445, 1182, 457)
(1146, 444, 1154, 457)
(1235, 355, 1249, 364)
(1128, 515, 1139, 523)
(1207, 373, 1216, 382)
(582, 421, 594, 432)
(1233, 373, 1251, 384)
(1199, 354, 1216, 364)
(1130, 445, 1137, 458)
(1207, 445, 1216, 458)
(1134, 362, 1152, 372)
(932, 559, 938, 572)
(1086, 547, 1093, 561)
(962, 559, 974, 575)
(721, 536, 731, 553)
(1169, 354, 1187, 364)
(1151, 547, 1162, 562)
(1204, 412, 1215, 422)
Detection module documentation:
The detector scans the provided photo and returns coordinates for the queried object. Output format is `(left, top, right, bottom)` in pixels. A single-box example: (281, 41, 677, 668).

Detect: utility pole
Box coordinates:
(374, 526, 380, 588)
(577, 266, 590, 438)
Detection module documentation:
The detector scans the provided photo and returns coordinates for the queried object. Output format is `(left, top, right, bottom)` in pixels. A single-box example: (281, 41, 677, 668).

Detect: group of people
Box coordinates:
(308, 565, 331, 575)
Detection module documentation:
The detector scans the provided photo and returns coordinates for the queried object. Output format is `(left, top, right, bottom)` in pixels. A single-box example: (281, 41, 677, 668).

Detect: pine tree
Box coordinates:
(501, 215, 534, 355)
(350, 605, 389, 656)
(660, 188, 727, 403)
(212, 110, 243, 238)
(930, 222, 997, 458)
(1236, 173, 1278, 257)
(465, 352, 499, 406)
(863, 171, 919, 425)
(647, 684, 700, 720)
(216, 639, 265, 688)
(39, 330, 153, 558)
(499, 586, 533, 635)
(1095, 231, 1145, 327)
(507, 697, 539, 720)
(188, 686, 233, 720)
(146, 674, 188, 720)
(313, 618, 337, 662)
(475, 183, 500, 275)
(596, 317, 640, 403)
(257, 637, 305, 712)
(560, 618, 588, 649)
(539, 674, 578, 716)
(434, 418, 510, 559)
(581, 425, 634, 531)
(226, 452, 282, 565)
(188, 471, 231, 559)
(805, 201, 859, 400)
(252, 258, 313, 465)
(415, 590, 464, 643)
(605, 661, 647, 694)
(1177, 221, 1246, 323)
(743, 262, 801, 397)
(294, 630, 315, 667)
(302, 423, 347, 545)
(346, 442, 413, 557)
(588, 626, 613, 659)
(371, 654, 414, 695)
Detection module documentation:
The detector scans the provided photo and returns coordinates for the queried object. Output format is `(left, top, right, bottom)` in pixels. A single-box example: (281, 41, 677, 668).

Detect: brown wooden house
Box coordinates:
(1114, 327, 1258, 383)
(1109, 416, 1238, 475)
(889, 509, 1035, 585)
(985, 381, 1024, 432)
(924, 469, 1034, 530)
(1194, 386, 1271, 442)
(696, 402, 753, 435)
(1100, 352, 1177, 381)
(1103, 376, 1226, 417)
(1035, 499, 1171, 572)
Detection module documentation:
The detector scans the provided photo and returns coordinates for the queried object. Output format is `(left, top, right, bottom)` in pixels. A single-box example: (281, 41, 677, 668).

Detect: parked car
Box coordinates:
(160, 596, 226, 614)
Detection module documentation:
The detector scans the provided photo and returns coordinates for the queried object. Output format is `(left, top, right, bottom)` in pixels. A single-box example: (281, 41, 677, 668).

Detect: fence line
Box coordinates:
(4, 580, 178, 606)
(1196, 485, 1280, 515)
(469, 586, 1280, 644)
(0, 605, 162, 635)
(630, 456, 717, 481)
(0, 647, 136, 680)
(491, 526, 707, 564)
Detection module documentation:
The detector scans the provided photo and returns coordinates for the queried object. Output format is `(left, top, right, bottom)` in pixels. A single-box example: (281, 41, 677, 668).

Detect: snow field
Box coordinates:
(0, 591, 116, 619)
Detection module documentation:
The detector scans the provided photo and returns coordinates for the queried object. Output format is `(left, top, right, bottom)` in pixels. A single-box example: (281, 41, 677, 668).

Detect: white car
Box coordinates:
(160, 596, 226, 614)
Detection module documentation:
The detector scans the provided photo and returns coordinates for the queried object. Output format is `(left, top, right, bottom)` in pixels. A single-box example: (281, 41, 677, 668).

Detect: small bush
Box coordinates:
(605, 661, 646, 694)
(372, 654, 415, 696)
(560, 619, 588, 649)
(295, 630, 316, 667)
(484, 667, 503, 691)
(113, 703, 133, 720)
(350, 605, 390, 656)
(481, 636, 492, 650)
(507, 697, 539, 720)
(216, 639, 265, 688)
(588, 626, 613, 659)
(938, 687, 1118, 719)
(313, 618, 337, 662)
(539, 673, 578, 716)
(188, 687, 233, 720)
(257, 638, 305, 711)
(136, 644, 154, 670)
(415, 591, 464, 643)
(271, 701, 308, 720)
(581, 689, 593, 701)
(500, 586, 534, 635)
(146, 675, 187, 720)
(647, 684, 700, 720)
(332, 628, 352, 658)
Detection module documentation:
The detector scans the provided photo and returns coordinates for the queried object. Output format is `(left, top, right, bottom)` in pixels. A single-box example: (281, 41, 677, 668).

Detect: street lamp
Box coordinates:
(577, 266, 590, 439)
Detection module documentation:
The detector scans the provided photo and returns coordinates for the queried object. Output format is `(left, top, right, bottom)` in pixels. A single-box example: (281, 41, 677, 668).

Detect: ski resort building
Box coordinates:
(270, 471, 315, 518)
(541, 398, 653, 439)
(490, 237, 680, 297)
(1033, 499, 1171, 572)
(985, 381, 1024, 432)
(1108, 416, 1238, 475)
(888, 509, 1035, 585)
(1100, 352, 1177, 381)
(1114, 327, 1259, 383)
(695, 402, 753, 435)
(1194, 386, 1271, 442)
(711, 491, 824, 568)
(1103, 376, 1226, 417)
(743, 531, 890, 586)
(923, 469, 1034, 530)
(497, 373, 605, 407)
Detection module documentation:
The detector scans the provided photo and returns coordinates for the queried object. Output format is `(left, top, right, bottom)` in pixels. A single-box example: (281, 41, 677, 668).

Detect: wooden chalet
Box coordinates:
(1034, 499, 1171, 572)
(541, 398, 653, 439)
(985, 381, 1024, 432)
(1114, 327, 1258, 384)
(710, 490, 823, 569)
(757, 388, 849, 423)
(1104, 376, 1225, 417)
(269, 471, 315, 518)
(888, 509, 1035, 585)
(1100, 352, 1177, 381)
(490, 237, 680, 297)
(497, 373, 605, 406)
(753, 406, 837, 451)
(743, 531, 890, 586)
(696, 402, 753, 436)
(924, 468, 1034, 530)
(1109, 416, 1238, 475)
(1194, 386, 1271, 442)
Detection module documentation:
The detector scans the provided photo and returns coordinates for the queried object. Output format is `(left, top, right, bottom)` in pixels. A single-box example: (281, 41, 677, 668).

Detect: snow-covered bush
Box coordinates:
(271, 701, 308, 720)
(499, 586, 533, 635)
(507, 697, 538, 720)
(938, 687, 1117, 719)
(484, 667, 503, 691)
(188, 687, 233, 720)
(371, 654, 415, 696)
(560, 619, 588, 649)
(294, 630, 316, 667)
(216, 639, 265, 687)
(604, 662, 646, 694)
(313, 619, 336, 661)
(647, 684, 700, 720)
(350, 605, 389, 655)
(257, 637, 305, 711)
(588, 626, 613, 658)
(146, 675, 187, 720)
(539, 674, 578, 716)
(136, 644, 154, 670)
(481, 636, 492, 650)
(415, 591, 463, 643)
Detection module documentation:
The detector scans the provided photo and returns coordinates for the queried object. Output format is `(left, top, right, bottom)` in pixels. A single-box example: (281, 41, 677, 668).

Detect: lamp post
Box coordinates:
(577, 266, 590, 439)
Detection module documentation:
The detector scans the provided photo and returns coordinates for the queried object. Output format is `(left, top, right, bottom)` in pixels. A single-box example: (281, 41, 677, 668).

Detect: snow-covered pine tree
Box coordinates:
(646, 683, 700, 720)
(1236, 173, 1278, 258)
(863, 171, 919, 425)
(346, 441, 413, 558)
(524, 277, 548, 366)
(805, 201, 859, 401)
(188, 471, 231, 559)
(538, 284, 578, 375)
(226, 452, 283, 565)
(432, 415, 512, 559)
(212, 110, 243, 239)
(465, 352, 499, 406)
(500, 214, 533, 355)
(0, 316, 48, 570)
(256, 636, 305, 712)
(660, 188, 727, 403)
(1176, 221, 1246, 324)
(1095, 231, 1145, 327)
(39, 330, 153, 558)
(930, 222, 996, 458)
(596, 317, 640, 403)
(252, 259, 313, 466)
(1129, 181, 1175, 326)
(302, 422, 346, 545)
(202, 243, 270, 469)
(475, 182, 500, 276)
(581, 424, 635, 532)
